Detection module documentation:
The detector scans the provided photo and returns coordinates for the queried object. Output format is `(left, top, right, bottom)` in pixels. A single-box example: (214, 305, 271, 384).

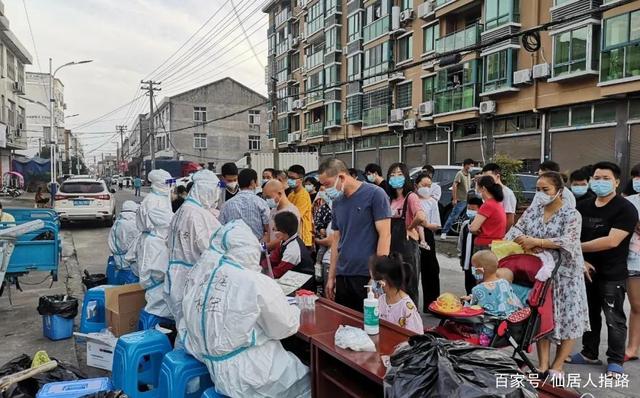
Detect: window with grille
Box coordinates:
(193, 106, 207, 122)
(363, 88, 390, 126)
(249, 110, 261, 125)
(194, 133, 207, 149)
(396, 82, 412, 109)
(249, 135, 261, 150)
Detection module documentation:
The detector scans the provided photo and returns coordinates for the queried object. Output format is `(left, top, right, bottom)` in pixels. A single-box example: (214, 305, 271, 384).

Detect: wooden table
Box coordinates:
(296, 298, 414, 397)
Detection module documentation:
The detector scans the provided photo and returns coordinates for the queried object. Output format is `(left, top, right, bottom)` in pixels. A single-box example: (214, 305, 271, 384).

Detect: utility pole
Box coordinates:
(116, 125, 127, 173)
(270, 76, 279, 170)
(140, 80, 161, 170)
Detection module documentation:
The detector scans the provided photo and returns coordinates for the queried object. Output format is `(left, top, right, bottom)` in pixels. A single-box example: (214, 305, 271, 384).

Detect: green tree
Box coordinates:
(493, 154, 524, 203)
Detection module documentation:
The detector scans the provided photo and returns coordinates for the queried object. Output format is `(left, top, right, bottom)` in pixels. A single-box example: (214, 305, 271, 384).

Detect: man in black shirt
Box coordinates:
(218, 162, 239, 209)
(569, 167, 596, 207)
(364, 163, 390, 196)
(575, 162, 638, 376)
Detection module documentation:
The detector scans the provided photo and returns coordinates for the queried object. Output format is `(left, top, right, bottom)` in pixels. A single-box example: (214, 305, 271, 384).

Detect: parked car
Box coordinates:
(54, 178, 116, 227)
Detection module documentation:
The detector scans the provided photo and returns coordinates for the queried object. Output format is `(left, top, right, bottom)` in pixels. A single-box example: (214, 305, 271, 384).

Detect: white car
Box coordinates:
(54, 178, 116, 226)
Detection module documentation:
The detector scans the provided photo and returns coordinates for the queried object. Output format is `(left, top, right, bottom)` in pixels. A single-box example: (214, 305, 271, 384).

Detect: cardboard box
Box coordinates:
(74, 332, 118, 371)
(105, 284, 146, 337)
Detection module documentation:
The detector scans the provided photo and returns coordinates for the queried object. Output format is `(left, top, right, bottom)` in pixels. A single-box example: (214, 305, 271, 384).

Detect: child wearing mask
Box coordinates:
(263, 211, 314, 283)
(461, 250, 523, 345)
(369, 253, 424, 334)
(457, 196, 484, 294)
(415, 173, 441, 250)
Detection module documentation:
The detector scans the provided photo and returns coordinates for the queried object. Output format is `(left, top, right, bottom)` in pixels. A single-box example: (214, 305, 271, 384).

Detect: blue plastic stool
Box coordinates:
(158, 350, 213, 398)
(106, 256, 118, 285)
(138, 310, 175, 331)
(80, 285, 114, 334)
(202, 387, 229, 398)
(112, 329, 172, 398)
(117, 268, 139, 285)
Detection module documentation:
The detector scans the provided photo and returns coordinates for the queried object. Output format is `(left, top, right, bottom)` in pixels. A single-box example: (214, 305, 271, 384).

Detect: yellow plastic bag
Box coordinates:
(31, 350, 51, 368)
(491, 240, 524, 260)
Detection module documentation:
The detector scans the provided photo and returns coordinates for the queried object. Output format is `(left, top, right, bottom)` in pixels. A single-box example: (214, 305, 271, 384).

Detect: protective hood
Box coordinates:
(210, 219, 262, 272)
(119, 201, 139, 221)
(188, 169, 221, 209)
(148, 169, 172, 195)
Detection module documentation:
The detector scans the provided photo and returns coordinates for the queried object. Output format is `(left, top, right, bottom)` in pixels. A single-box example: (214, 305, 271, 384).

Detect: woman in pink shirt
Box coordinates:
(387, 162, 428, 305)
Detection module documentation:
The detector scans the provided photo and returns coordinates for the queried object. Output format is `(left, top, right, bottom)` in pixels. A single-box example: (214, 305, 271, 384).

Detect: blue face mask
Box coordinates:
(366, 174, 376, 183)
(266, 198, 277, 209)
(590, 179, 615, 197)
(287, 179, 298, 189)
(389, 176, 405, 189)
(571, 185, 588, 198)
(325, 177, 344, 201)
(633, 180, 640, 193)
(471, 267, 483, 281)
(466, 210, 477, 219)
(318, 191, 331, 205)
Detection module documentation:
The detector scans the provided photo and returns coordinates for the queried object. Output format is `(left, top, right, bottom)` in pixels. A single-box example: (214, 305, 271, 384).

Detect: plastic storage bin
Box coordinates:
(42, 314, 74, 341)
(36, 377, 112, 398)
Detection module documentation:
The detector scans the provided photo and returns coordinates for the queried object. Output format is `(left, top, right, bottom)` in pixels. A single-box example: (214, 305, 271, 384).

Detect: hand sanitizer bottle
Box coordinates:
(363, 285, 379, 335)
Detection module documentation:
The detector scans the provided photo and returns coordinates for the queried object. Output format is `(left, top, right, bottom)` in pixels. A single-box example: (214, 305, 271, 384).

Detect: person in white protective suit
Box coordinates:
(127, 169, 173, 276)
(137, 207, 173, 319)
(108, 201, 139, 271)
(165, 169, 222, 329)
(182, 220, 310, 398)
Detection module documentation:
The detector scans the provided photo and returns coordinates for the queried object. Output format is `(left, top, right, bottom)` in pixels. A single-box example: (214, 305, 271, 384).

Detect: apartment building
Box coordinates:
(263, 0, 640, 174)
(0, 0, 32, 174)
(126, 113, 150, 176)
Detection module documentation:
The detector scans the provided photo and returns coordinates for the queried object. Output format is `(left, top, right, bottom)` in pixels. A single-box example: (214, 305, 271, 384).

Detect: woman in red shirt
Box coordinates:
(470, 176, 507, 249)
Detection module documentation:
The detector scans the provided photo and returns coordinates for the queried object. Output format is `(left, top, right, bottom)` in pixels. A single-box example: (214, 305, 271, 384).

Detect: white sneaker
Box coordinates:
(440, 233, 447, 240)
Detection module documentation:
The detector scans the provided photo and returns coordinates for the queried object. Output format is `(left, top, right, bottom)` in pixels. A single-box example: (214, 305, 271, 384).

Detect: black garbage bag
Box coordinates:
(0, 354, 86, 398)
(82, 270, 108, 290)
(80, 391, 128, 398)
(384, 334, 538, 398)
(36, 295, 79, 319)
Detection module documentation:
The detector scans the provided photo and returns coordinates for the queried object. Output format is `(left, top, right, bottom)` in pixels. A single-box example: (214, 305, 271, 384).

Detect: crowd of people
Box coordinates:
(106, 156, 640, 394)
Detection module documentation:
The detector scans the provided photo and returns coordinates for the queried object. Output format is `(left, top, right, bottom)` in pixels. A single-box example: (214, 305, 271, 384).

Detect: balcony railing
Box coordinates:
(363, 105, 389, 127)
(276, 35, 291, 56)
(363, 16, 390, 43)
(306, 121, 325, 137)
(436, 23, 482, 54)
(307, 16, 324, 37)
(363, 62, 391, 86)
(305, 51, 324, 70)
(306, 89, 324, 104)
(275, 8, 291, 27)
(434, 84, 477, 115)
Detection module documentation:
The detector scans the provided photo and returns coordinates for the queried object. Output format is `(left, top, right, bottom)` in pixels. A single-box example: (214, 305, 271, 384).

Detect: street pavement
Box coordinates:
(0, 189, 638, 397)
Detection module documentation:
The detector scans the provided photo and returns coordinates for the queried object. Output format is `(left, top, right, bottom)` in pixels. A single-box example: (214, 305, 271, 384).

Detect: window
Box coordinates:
(363, 0, 390, 42)
(193, 106, 207, 122)
(423, 23, 439, 54)
(325, 0, 340, 16)
(484, 49, 515, 93)
(553, 26, 588, 77)
(7, 100, 15, 127)
(325, 64, 340, 86)
(396, 82, 412, 109)
(485, 0, 518, 30)
(550, 108, 570, 128)
(493, 113, 540, 136)
(549, 102, 617, 128)
(6, 51, 15, 81)
(422, 76, 435, 102)
(601, 10, 640, 82)
(400, 0, 413, 11)
(326, 26, 341, 53)
(348, 12, 362, 42)
(397, 34, 413, 63)
(290, 51, 300, 71)
(364, 41, 390, 85)
(346, 95, 362, 123)
(630, 97, 640, 119)
(347, 54, 362, 80)
(554, 0, 576, 5)
(249, 110, 261, 125)
(305, 69, 324, 103)
(594, 102, 617, 123)
(249, 135, 261, 150)
(435, 60, 478, 114)
(307, 1, 324, 36)
(194, 133, 207, 149)
(326, 102, 341, 127)
(362, 88, 390, 127)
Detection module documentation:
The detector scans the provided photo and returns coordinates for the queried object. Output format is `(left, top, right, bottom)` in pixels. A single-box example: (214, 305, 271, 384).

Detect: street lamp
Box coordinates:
(49, 58, 92, 204)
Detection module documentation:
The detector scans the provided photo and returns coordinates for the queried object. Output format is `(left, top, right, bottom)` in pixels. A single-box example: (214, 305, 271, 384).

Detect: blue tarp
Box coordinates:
(12, 156, 51, 190)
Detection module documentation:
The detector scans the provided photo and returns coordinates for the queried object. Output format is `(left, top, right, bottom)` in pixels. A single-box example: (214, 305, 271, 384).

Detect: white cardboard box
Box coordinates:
(74, 332, 118, 371)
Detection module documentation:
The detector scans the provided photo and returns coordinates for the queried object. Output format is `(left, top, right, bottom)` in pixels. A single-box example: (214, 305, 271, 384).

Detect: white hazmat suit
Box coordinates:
(166, 169, 222, 329)
(136, 207, 172, 318)
(182, 220, 310, 398)
(108, 201, 139, 271)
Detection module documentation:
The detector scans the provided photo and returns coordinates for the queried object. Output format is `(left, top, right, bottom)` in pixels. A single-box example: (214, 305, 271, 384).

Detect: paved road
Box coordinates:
(0, 189, 638, 396)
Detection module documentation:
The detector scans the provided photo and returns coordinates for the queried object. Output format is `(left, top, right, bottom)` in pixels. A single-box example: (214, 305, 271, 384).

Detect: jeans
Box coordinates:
(442, 201, 467, 234)
(582, 278, 627, 365)
(134, 187, 141, 196)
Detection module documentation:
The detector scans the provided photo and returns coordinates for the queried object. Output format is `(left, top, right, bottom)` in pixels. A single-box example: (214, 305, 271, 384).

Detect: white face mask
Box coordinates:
(417, 187, 431, 198)
(226, 181, 238, 190)
(534, 190, 561, 207)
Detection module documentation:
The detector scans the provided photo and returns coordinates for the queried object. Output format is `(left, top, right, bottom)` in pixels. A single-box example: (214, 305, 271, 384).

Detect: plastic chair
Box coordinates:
(80, 285, 114, 334)
(138, 310, 175, 331)
(112, 329, 172, 398)
(158, 350, 213, 398)
(106, 256, 118, 285)
(201, 387, 229, 398)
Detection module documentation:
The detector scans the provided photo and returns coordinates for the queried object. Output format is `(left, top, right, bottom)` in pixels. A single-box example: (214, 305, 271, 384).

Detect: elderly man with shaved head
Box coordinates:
(262, 179, 300, 250)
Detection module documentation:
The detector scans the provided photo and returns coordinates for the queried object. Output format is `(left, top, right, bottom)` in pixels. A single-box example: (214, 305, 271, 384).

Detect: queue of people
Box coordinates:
(108, 156, 640, 395)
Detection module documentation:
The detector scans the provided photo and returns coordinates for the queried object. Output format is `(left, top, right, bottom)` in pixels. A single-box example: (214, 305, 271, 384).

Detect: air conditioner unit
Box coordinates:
(390, 109, 404, 123)
(400, 9, 414, 23)
(292, 99, 301, 110)
(342, 46, 348, 55)
(532, 63, 551, 79)
(403, 118, 416, 130)
(418, 0, 435, 19)
(389, 72, 405, 82)
(419, 101, 434, 116)
(513, 69, 532, 86)
(479, 100, 496, 115)
(292, 37, 300, 47)
(288, 132, 301, 143)
(299, 98, 306, 108)
(12, 81, 23, 93)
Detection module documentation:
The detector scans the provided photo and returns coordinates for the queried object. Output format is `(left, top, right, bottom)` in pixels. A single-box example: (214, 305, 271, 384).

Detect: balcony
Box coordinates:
(275, 8, 291, 27)
(305, 51, 324, 70)
(306, 121, 325, 137)
(434, 84, 478, 115)
(6, 128, 27, 150)
(306, 89, 324, 105)
(276, 36, 292, 56)
(363, 16, 390, 43)
(436, 23, 482, 54)
(363, 105, 389, 127)
(307, 16, 324, 38)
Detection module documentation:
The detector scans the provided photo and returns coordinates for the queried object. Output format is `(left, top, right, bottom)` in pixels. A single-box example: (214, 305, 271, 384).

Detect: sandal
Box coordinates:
(564, 352, 603, 365)
(605, 363, 624, 379)
(624, 355, 639, 362)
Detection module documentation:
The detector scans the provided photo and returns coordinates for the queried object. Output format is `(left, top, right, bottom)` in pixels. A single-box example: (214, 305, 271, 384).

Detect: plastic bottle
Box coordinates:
(363, 285, 379, 335)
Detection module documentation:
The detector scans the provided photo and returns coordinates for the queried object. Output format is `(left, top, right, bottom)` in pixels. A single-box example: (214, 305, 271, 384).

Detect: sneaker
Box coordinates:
(440, 233, 447, 240)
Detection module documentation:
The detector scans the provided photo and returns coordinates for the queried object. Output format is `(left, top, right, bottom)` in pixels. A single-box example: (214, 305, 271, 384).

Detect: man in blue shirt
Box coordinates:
(317, 158, 391, 311)
(219, 168, 270, 241)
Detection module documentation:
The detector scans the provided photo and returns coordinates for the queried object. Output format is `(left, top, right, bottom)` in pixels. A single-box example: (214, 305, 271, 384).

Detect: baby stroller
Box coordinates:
(429, 254, 557, 372)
